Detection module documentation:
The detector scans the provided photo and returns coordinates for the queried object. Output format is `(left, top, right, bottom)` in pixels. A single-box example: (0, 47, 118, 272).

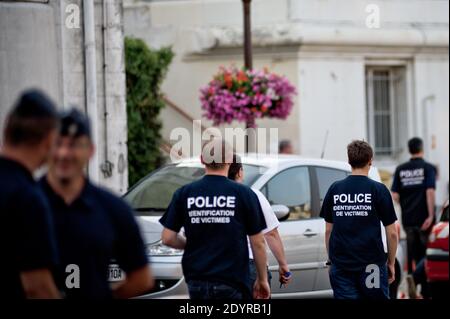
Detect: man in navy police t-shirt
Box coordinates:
(320, 140, 398, 299)
(160, 139, 270, 299)
(0, 90, 61, 299)
(39, 109, 152, 299)
(391, 137, 436, 275)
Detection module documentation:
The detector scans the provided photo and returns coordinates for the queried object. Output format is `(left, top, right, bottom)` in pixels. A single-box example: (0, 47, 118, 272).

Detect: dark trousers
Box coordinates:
(413, 258, 430, 299)
(186, 280, 245, 300)
(404, 226, 429, 274)
(329, 264, 390, 300)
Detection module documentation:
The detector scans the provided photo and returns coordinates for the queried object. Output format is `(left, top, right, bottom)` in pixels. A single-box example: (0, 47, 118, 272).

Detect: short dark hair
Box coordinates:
(347, 140, 373, 169)
(3, 89, 59, 146)
(279, 139, 291, 152)
(201, 138, 233, 170)
(228, 154, 243, 181)
(408, 137, 423, 155)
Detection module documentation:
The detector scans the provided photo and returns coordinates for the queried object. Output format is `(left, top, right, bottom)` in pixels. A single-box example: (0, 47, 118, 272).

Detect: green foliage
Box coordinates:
(125, 37, 174, 187)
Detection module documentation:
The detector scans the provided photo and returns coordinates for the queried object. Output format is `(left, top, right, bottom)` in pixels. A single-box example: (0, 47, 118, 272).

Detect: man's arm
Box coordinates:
(264, 228, 290, 283)
(161, 228, 186, 249)
(325, 222, 333, 257)
(249, 232, 270, 299)
(391, 192, 400, 204)
(421, 164, 437, 230)
(385, 223, 398, 284)
(20, 269, 61, 299)
(391, 167, 401, 204)
(320, 186, 334, 260)
(112, 265, 154, 299)
(422, 188, 436, 230)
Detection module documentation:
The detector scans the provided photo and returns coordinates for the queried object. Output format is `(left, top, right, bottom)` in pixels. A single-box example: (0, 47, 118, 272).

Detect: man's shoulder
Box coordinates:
(423, 161, 437, 172)
(3, 176, 49, 213)
(169, 179, 208, 202)
(0, 165, 33, 190)
(396, 161, 411, 171)
(175, 179, 200, 195)
(366, 178, 391, 200)
(328, 177, 348, 191)
(186, 177, 247, 192)
(11, 174, 43, 199)
(370, 178, 389, 191)
(230, 180, 255, 197)
(89, 182, 133, 214)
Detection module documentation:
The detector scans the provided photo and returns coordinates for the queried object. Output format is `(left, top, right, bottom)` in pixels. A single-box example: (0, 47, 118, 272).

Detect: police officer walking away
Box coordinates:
(160, 138, 270, 299)
(39, 108, 153, 299)
(0, 90, 61, 299)
(227, 154, 291, 291)
(320, 140, 398, 299)
(391, 137, 436, 296)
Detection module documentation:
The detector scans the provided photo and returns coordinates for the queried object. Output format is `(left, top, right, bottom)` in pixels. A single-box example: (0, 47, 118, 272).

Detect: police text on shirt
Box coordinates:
(187, 196, 236, 224)
(332, 193, 372, 217)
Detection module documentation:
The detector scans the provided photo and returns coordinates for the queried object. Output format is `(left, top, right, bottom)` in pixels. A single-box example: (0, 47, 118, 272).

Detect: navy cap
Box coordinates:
(13, 89, 58, 118)
(60, 108, 92, 139)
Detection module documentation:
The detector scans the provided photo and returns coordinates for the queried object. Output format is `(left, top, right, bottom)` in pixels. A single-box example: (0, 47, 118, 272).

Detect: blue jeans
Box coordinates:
(186, 280, 244, 300)
(329, 264, 390, 299)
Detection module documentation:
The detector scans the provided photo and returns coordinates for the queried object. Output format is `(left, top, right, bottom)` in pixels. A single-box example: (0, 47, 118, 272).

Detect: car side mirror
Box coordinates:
(272, 204, 290, 220)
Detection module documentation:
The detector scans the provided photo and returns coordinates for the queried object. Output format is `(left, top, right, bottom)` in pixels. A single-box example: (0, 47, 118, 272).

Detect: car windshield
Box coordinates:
(124, 163, 267, 216)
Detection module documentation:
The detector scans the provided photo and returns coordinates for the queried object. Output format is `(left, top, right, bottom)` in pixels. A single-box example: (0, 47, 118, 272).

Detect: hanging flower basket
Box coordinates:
(200, 66, 296, 127)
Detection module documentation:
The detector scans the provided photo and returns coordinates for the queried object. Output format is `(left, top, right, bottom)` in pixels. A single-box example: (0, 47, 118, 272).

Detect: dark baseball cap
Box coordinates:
(13, 89, 58, 119)
(60, 108, 92, 139)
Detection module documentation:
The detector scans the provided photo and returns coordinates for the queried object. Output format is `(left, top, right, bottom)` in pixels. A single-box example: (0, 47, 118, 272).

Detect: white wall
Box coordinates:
(414, 55, 449, 204)
(0, 2, 61, 135)
(297, 55, 367, 160)
(124, 0, 449, 201)
(0, 0, 129, 194)
(289, 0, 449, 24)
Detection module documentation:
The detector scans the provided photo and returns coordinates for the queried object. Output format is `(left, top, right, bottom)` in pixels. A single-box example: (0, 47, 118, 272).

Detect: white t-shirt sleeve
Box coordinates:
(252, 188, 280, 234)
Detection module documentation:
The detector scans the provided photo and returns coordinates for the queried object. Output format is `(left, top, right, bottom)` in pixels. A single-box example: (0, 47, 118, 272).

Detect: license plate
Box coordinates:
(108, 264, 125, 282)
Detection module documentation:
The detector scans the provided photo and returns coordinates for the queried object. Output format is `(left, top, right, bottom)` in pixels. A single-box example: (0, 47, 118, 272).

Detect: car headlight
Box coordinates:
(147, 241, 183, 256)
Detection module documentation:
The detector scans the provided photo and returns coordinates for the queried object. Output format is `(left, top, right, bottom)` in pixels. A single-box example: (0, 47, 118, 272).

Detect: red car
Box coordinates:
(425, 200, 449, 299)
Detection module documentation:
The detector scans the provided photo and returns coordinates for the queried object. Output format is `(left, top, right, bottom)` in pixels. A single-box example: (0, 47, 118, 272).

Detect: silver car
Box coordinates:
(118, 154, 404, 298)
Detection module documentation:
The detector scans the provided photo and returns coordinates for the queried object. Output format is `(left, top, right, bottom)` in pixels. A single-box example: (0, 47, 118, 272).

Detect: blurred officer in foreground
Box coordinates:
(39, 108, 153, 299)
(160, 138, 270, 299)
(228, 154, 291, 291)
(391, 137, 436, 297)
(320, 140, 398, 299)
(0, 90, 61, 299)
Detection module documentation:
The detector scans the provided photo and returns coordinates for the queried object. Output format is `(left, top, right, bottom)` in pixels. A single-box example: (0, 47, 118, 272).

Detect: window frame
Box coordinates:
(366, 67, 398, 157)
(260, 165, 318, 221)
(310, 166, 350, 212)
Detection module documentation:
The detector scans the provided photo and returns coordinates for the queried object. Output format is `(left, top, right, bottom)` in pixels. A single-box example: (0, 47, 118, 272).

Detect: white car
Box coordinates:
(120, 154, 404, 298)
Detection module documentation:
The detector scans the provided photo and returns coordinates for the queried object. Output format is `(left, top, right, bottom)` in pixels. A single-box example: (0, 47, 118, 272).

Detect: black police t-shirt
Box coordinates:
(391, 158, 436, 227)
(320, 175, 397, 271)
(39, 177, 148, 299)
(0, 157, 58, 299)
(159, 175, 267, 296)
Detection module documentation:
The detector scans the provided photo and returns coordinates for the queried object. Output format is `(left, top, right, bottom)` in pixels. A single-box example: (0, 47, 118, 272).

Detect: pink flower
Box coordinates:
(200, 66, 296, 126)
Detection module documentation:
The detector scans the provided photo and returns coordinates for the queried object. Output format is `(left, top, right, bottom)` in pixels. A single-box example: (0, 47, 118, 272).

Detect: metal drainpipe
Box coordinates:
(421, 95, 435, 157)
(83, 0, 100, 183)
(101, 0, 113, 179)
